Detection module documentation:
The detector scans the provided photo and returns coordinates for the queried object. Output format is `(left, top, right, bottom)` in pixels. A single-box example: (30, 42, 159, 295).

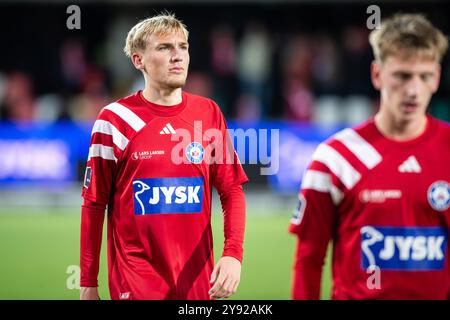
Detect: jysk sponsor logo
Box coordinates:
(361, 226, 448, 270)
(132, 177, 203, 215)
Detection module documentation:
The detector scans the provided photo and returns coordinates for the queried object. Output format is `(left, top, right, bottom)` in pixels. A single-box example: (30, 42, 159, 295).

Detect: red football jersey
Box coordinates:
(289, 115, 450, 299)
(81, 91, 248, 300)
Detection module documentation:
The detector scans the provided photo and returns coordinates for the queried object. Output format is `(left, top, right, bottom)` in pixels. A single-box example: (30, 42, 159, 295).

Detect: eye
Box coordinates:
(394, 73, 411, 81)
(421, 74, 433, 82)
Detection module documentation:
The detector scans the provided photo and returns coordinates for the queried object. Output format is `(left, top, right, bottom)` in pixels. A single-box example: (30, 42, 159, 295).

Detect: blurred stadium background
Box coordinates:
(0, 0, 449, 299)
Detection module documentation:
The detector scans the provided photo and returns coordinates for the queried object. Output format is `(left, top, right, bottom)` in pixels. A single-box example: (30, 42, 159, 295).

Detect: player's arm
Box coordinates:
(209, 104, 249, 299)
(80, 199, 106, 300)
(289, 167, 338, 300)
(209, 184, 246, 299)
(79, 112, 119, 300)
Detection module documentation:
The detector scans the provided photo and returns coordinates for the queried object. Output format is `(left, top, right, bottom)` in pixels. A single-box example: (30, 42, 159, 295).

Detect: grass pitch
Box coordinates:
(0, 209, 331, 300)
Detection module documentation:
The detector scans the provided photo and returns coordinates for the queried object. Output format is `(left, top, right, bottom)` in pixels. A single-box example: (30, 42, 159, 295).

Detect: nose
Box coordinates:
(405, 76, 420, 98)
(170, 48, 183, 63)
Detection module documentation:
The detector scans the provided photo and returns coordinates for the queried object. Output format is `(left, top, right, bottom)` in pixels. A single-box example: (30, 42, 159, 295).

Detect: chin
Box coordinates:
(398, 111, 424, 123)
(167, 79, 186, 89)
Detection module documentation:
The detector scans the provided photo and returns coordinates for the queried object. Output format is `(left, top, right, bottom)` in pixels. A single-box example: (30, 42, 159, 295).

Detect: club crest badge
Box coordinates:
(185, 142, 204, 164)
(428, 181, 450, 212)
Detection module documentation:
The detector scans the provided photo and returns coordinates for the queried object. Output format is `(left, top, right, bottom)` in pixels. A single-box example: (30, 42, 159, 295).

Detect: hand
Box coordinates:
(209, 256, 241, 299)
(80, 287, 100, 300)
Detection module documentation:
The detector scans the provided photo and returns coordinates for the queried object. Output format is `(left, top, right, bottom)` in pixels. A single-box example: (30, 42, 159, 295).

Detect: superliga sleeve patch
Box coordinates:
(83, 166, 92, 189)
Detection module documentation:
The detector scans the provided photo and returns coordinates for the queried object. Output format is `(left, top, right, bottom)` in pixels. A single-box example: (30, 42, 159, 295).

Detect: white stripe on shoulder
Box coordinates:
(91, 120, 129, 151)
(312, 143, 361, 190)
(334, 128, 381, 169)
(88, 144, 117, 162)
(104, 102, 146, 132)
(302, 170, 344, 205)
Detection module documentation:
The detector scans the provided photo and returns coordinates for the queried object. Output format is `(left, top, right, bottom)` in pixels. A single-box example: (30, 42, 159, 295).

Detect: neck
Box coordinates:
(142, 85, 182, 106)
(374, 109, 428, 141)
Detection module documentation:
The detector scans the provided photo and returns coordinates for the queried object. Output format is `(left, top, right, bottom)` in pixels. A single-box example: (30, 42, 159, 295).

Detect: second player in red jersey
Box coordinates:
(80, 13, 248, 300)
(289, 14, 450, 299)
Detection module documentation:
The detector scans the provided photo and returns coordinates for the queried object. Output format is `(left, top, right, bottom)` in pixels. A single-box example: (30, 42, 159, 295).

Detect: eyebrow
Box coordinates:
(156, 42, 188, 47)
(392, 70, 434, 75)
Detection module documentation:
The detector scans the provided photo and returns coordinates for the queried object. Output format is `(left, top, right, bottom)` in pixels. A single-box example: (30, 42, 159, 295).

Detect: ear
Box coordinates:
(371, 60, 382, 91)
(431, 64, 441, 93)
(131, 52, 144, 71)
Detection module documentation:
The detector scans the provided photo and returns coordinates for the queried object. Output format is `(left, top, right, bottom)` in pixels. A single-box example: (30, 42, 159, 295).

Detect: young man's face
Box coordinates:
(371, 54, 441, 123)
(137, 30, 190, 90)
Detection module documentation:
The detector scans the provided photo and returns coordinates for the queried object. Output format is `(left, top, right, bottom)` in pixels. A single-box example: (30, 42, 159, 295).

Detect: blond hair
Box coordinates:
(369, 13, 448, 62)
(124, 12, 189, 57)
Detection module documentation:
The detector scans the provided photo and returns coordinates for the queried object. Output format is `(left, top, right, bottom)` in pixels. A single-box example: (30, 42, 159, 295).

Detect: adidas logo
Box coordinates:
(398, 155, 421, 173)
(159, 123, 176, 135)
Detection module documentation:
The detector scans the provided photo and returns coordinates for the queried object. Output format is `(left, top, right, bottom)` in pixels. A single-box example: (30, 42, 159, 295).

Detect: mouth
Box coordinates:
(169, 67, 184, 74)
(401, 102, 419, 113)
